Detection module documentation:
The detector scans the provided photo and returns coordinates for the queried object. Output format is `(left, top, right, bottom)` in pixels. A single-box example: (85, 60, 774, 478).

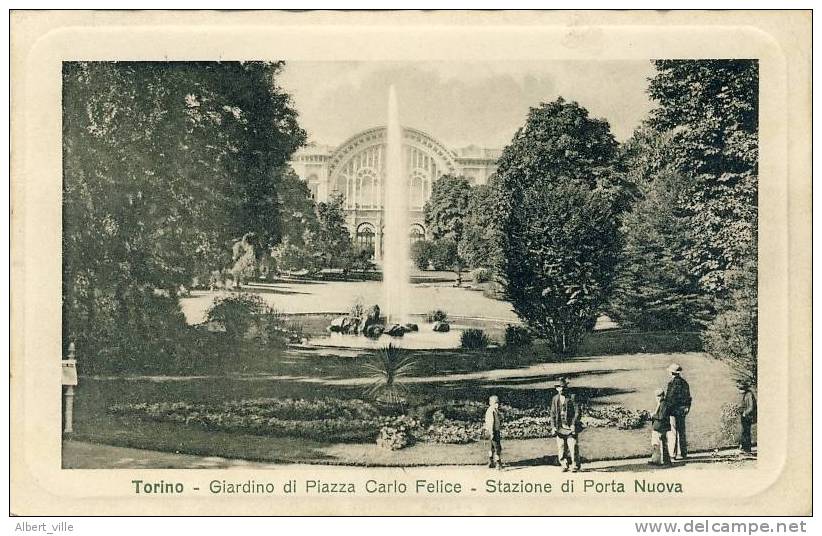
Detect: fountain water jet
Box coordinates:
(382, 85, 411, 326)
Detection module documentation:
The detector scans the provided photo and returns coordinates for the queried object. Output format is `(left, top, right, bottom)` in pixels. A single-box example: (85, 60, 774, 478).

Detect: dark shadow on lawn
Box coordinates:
(405, 374, 635, 408)
(253, 279, 326, 286)
(505, 455, 596, 471)
(506, 454, 559, 468)
(404, 348, 581, 377)
(236, 286, 310, 295)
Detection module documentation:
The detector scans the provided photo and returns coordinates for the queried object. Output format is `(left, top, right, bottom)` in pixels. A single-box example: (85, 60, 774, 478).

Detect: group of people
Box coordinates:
(482, 363, 757, 471)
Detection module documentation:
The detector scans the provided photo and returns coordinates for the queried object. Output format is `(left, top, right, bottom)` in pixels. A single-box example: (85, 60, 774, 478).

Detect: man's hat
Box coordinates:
(668, 363, 683, 374)
(655, 388, 665, 397)
(554, 377, 569, 388)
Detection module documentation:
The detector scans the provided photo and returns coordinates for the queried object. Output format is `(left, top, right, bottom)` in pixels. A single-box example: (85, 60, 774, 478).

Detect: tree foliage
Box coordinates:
(62, 61, 306, 368)
(424, 174, 472, 241)
(430, 238, 464, 283)
(494, 98, 621, 354)
(423, 174, 472, 285)
(702, 259, 758, 385)
(607, 127, 709, 331)
(638, 60, 759, 383)
(314, 193, 353, 270)
(648, 59, 758, 297)
(410, 240, 435, 270)
(275, 168, 320, 249)
(459, 180, 505, 271)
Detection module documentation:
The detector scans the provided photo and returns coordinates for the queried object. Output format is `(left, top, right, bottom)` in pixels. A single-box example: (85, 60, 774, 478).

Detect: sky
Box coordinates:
(277, 60, 658, 149)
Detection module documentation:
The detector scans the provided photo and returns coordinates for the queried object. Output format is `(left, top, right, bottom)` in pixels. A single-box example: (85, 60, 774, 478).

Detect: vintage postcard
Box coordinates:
(10, 10, 811, 515)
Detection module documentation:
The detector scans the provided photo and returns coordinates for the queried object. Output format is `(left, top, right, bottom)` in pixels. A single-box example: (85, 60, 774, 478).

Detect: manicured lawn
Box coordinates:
(69, 280, 743, 468)
(67, 334, 749, 467)
(180, 279, 520, 324)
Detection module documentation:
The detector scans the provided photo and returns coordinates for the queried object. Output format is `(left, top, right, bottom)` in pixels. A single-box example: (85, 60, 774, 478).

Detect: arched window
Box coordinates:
(409, 169, 430, 210)
(356, 167, 378, 209)
(356, 223, 376, 250)
(409, 224, 425, 245)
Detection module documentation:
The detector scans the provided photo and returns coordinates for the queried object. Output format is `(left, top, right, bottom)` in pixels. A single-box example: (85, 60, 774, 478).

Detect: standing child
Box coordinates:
(649, 388, 672, 466)
(485, 395, 503, 469)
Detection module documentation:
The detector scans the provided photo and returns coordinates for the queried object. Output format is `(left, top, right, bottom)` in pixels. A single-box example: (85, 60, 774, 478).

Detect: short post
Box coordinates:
(62, 342, 78, 434)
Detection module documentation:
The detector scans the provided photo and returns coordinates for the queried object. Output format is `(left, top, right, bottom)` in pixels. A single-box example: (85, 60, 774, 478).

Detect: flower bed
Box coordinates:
(108, 400, 383, 443)
(108, 398, 650, 449)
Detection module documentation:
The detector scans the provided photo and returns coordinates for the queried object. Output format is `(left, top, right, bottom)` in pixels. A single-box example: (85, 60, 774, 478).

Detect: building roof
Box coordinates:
(292, 130, 500, 161)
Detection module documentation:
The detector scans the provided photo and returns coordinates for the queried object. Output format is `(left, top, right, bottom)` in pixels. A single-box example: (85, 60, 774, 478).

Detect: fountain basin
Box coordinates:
(295, 313, 512, 350)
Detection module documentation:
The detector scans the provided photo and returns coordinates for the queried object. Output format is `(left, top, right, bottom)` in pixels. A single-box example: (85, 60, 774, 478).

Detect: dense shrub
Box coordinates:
(70, 289, 203, 374)
(504, 325, 533, 347)
(703, 261, 757, 385)
(429, 239, 461, 276)
(460, 328, 490, 349)
(425, 309, 448, 323)
(717, 401, 744, 447)
(345, 245, 376, 273)
(206, 293, 267, 339)
(206, 293, 289, 345)
(471, 267, 493, 284)
(272, 238, 320, 275)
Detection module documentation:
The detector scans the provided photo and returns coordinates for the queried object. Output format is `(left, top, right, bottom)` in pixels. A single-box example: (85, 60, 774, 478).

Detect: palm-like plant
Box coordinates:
(362, 344, 416, 405)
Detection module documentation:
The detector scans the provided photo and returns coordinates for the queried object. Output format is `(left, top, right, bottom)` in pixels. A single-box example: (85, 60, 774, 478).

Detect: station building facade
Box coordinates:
(290, 126, 500, 260)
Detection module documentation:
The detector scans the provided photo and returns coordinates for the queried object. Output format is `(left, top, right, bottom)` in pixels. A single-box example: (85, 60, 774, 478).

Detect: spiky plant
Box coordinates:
(362, 344, 416, 405)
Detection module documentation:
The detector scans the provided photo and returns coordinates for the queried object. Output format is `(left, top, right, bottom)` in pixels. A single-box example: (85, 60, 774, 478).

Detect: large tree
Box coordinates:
(646, 59, 759, 382)
(62, 61, 306, 369)
(647, 59, 758, 297)
(313, 193, 353, 270)
(424, 174, 472, 285)
(494, 98, 621, 354)
(607, 127, 709, 331)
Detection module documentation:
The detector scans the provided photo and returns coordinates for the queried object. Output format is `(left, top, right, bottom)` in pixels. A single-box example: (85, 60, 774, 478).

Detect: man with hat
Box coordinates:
(548, 377, 582, 472)
(665, 363, 692, 460)
(736, 380, 757, 455)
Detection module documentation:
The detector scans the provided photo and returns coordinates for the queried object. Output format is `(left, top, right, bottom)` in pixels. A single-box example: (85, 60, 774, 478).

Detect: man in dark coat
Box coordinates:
(665, 363, 692, 460)
(548, 378, 582, 472)
(737, 380, 757, 455)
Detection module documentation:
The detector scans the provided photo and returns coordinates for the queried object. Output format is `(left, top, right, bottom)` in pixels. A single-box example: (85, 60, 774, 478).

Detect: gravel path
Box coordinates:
(62, 439, 755, 472)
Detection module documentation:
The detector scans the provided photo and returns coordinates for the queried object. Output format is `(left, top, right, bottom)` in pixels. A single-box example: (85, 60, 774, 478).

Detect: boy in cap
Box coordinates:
(665, 363, 692, 460)
(549, 378, 582, 472)
(736, 380, 757, 455)
(484, 395, 503, 469)
(649, 388, 672, 466)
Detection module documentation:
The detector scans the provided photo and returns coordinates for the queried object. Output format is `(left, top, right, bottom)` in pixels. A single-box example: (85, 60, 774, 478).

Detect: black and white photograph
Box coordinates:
(10, 10, 811, 517)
